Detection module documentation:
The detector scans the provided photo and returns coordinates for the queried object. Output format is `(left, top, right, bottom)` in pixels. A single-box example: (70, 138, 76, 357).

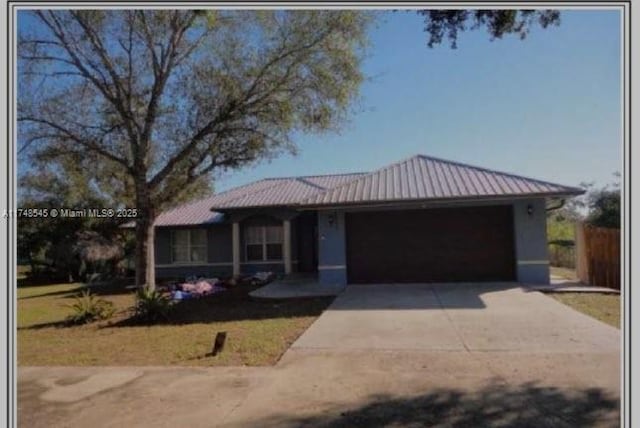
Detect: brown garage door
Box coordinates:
(345, 205, 516, 283)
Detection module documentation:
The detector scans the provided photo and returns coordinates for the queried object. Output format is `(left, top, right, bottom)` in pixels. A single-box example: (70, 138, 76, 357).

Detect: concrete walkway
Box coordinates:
(249, 278, 345, 298)
(528, 283, 620, 294)
(19, 282, 621, 427)
(527, 276, 620, 294)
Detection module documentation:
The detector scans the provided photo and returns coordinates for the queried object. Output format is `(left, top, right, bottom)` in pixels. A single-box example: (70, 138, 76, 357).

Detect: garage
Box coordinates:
(345, 205, 516, 283)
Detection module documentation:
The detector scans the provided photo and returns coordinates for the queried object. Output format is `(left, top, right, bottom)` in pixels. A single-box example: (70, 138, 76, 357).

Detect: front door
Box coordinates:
(297, 211, 318, 272)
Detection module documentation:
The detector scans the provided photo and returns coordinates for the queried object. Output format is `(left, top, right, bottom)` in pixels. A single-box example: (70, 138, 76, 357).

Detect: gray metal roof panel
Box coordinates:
(153, 154, 583, 226)
(153, 173, 366, 226)
(300, 155, 583, 206)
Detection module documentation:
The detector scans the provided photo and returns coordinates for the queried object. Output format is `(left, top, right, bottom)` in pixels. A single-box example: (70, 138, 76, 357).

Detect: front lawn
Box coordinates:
(18, 282, 333, 366)
(550, 293, 620, 329)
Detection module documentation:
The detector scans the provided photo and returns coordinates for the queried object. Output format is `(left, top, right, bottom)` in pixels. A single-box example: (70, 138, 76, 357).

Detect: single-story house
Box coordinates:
(153, 154, 583, 285)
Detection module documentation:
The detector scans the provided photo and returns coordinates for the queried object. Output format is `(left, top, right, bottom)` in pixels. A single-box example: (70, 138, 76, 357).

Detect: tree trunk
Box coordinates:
(134, 176, 156, 290)
(146, 222, 156, 288)
(134, 217, 156, 290)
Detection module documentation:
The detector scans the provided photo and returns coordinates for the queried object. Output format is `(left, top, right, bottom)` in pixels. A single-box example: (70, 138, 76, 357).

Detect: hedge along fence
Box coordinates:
(576, 222, 621, 289)
(548, 239, 576, 269)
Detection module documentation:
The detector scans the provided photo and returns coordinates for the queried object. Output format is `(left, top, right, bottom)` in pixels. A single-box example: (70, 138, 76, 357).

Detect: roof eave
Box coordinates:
(187, 188, 585, 215)
(296, 191, 585, 211)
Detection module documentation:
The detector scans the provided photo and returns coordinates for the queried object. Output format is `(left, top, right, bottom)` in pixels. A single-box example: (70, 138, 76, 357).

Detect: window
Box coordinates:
(245, 226, 264, 262)
(265, 225, 283, 260)
(245, 224, 284, 261)
(171, 229, 207, 264)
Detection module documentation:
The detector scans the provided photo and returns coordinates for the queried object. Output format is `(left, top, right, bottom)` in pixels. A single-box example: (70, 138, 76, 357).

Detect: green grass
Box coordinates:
(17, 283, 90, 327)
(550, 293, 620, 329)
(18, 282, 333, 366)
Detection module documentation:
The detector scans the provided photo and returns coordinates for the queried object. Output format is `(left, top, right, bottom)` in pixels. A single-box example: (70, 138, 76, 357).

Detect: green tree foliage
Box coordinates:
(547, 172, 620, 251)
(572, 174, 620, 229)
(18, 10, 371, 289)
(546, 173, 621, 245)
(585, 188, 620, 229)
(17, 161, 125, 282)
(547, 212, 575, 243)
(418, 10, 560, 48)
(18, 139, 211, 281)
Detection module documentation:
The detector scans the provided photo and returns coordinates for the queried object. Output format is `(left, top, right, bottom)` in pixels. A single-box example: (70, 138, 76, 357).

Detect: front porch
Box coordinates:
(154, 210, 322, 281)
(228, 210, 318, 278)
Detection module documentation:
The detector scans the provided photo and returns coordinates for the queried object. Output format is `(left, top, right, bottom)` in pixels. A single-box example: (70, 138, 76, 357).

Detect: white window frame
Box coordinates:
(245, 225, 283, 262)
(170, 229, 207, 264)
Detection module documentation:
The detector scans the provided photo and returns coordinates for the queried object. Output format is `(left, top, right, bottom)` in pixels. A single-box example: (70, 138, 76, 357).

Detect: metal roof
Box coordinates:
(154, 173, 365, 226)
(154, 154, 583, 226)
(300, 155, 584, 207)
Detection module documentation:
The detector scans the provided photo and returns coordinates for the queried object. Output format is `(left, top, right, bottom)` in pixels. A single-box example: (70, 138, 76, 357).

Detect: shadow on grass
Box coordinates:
(18, 282, 134, 300)
(18, 283, 334, 329)
(17, 285, 85, 300)
(17, 277, 68, 288)
(108, 284, 334, 327)
(17, 320, 71, 330)
(18, 306, 134, 331)
(256, 382, 619, 428)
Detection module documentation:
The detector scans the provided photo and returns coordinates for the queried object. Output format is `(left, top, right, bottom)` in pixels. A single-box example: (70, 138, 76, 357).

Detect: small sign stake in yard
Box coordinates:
(209, 332, 227, 356)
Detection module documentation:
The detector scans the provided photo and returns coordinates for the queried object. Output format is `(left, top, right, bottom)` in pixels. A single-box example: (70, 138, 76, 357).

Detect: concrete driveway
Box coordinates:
(19, 283, 621, 428)
(291, 283, 620, 353)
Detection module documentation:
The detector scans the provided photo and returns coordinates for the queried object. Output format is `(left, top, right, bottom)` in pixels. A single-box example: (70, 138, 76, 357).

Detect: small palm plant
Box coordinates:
(133, 288, 173, 323)
(67, 289, 115, 325)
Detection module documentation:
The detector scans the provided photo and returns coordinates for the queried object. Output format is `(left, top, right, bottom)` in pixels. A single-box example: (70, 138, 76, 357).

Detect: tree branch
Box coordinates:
(147, 23, 333, 192)
(19, 116, 132, 170)
(35, 11, 140, 151)
(138, 11, 200, 158)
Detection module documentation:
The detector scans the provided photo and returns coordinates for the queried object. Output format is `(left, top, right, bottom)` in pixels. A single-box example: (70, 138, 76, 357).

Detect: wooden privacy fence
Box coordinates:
(575, 223, 621, 289)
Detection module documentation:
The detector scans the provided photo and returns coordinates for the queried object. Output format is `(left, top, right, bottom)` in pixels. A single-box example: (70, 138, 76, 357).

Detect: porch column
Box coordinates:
(283, 219, 292, 275)
(232, 221, 240, 277)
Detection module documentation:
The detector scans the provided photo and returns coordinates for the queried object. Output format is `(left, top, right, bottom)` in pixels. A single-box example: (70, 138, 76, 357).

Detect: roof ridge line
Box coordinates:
(261, 171, 368, 180)
(210, 172, 371, 210)
(417, 154, 583, 191)
(157, 178, 276, 217)
(296, 154, 424, 205)
(159, 173, 369, 216)
(206, 178, 293, 211)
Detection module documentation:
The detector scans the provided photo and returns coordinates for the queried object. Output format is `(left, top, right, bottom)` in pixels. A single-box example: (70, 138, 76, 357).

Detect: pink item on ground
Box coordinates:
(179, 278, 225, 297)
(195, 280, 213, 295)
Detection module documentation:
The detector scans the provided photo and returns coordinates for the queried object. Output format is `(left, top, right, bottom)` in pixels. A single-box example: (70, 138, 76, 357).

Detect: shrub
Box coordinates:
(133, 288, 173, 323)
(67, 290, 115, 325)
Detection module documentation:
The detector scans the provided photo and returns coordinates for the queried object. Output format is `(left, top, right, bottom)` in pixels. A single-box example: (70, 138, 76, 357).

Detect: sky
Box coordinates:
(215, 9, 622, 193)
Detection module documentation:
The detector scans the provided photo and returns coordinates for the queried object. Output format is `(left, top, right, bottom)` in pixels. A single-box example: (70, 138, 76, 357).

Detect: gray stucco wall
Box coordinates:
(155, 198, 550, 284)
(316, 198, 550, 286)
(317, 210, 347, 285)
(512, 198, 549, 284)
